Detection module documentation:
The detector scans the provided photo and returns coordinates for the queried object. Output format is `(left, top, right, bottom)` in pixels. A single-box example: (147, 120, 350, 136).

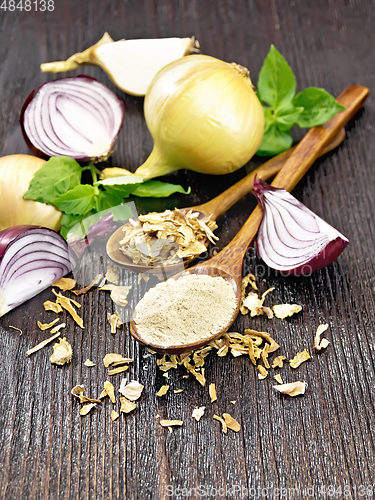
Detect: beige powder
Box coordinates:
(133, 274, 237, 348)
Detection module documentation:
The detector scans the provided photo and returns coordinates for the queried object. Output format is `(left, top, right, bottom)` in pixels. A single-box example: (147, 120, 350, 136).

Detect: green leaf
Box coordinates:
(132, 180, 191, 198)
(95, 176, 144, 197)
(257, 45, 296, 108)
(60, 212, 93, 240)
(23, 156, 82, 203)
(293, 87, 346, 128)
(274, 103, 304, 131)
(65, 204, 135, 243)
(256, 123, 293, 156)
(95, 191, 124, 212)
(52, 185, 99, 215)
(109, 204, 135, 221)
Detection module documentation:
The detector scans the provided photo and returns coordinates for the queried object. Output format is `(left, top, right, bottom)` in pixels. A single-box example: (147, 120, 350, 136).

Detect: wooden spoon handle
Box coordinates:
(211, 84, 369, 268)
(195, 128, 346, 220)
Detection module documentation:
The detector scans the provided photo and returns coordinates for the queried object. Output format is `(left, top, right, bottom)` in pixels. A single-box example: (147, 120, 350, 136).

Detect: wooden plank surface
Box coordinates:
(0, 0, 374, 498)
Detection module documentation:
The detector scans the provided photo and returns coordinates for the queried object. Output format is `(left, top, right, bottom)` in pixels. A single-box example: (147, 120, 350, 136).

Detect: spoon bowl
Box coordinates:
(130, 85, 369, 353)
(107, 128, 346, 275)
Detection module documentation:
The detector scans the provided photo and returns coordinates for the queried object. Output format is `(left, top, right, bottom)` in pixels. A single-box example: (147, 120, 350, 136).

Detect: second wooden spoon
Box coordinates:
(130, 84, 369, 353)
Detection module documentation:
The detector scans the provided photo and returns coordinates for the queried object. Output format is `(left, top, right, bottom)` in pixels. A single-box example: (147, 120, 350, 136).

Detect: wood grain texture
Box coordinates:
(0, 0, 374, 498)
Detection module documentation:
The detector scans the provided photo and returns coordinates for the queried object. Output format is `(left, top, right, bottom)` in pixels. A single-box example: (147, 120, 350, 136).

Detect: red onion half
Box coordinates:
(253, 178, 349, 276)
(0, 226, 75, 317)
(20, 76, 125, 162)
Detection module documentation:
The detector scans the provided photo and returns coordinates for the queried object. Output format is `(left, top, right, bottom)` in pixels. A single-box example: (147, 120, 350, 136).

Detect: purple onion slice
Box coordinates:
(20, 76, 125, 162)
(0, 226, 75, 317)
(253, 178, 349, 276)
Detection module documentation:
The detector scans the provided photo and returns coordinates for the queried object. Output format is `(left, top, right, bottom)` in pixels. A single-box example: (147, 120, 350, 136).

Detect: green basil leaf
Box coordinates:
(293, 87, 346, 127)
(95, 191, 124, 212)
(23, 156, 82, 203)
(60, 212, 94, 240)
(95, 176, 144, 197)
(256, 123, 293, 156)
(274, 103, 304, 131)
(132, 180, 191, 198)
(52, 185, 99, 215)
(109, 203, 135, 221)
(257, 45, 296, 108)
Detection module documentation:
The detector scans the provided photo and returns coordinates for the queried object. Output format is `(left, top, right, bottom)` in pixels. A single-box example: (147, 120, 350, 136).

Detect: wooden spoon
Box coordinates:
(130, 85, 369, 354)
(107, 129, 345, 274)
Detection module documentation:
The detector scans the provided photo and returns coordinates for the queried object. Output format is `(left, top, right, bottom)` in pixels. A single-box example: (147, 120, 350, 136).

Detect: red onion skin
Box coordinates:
(0, 225, 39, 260)
(20, 75, 125, 162)
(0, 225, 75, 316)
(19, 89, 47, 160)
(256, 236, 349, 276)
(253, 177, 349, 276)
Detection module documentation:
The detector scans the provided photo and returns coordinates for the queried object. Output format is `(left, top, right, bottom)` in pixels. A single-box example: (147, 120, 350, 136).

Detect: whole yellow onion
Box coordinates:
(0, 155, 62, 231)
(134, 54, 264, 179)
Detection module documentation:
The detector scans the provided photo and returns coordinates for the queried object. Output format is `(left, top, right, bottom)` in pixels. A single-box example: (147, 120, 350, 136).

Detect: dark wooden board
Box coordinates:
(0, 1, 374, 498)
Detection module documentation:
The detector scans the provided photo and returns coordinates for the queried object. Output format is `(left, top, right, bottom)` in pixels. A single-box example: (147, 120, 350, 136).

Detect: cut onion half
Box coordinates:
(20, 76, 125, 162)
(0, 226, 75, 317)
(253, 178, 349, 276)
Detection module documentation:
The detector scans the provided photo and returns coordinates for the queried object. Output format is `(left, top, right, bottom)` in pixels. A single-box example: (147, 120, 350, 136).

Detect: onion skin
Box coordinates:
(0, 155, 62, 231)
(0, 225, 75, 317)
(20, 76, 125, 162)
(253, 177, 349, 276)
(134, 55, 264, 180)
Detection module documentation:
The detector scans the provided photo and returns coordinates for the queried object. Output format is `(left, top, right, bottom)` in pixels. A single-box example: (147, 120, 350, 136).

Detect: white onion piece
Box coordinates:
(253, 178, 349, 275)
(21, 76, 125, 162)
(0, 226, 75, 317)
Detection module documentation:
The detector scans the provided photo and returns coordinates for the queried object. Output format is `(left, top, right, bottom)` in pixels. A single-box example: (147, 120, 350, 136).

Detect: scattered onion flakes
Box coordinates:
(159, 419, 183, 428)
(109, 286, 132, 307)
(273, 303, 302, 320)
(105, 265, 119, 284)
(71, 385, 101, 404)
(213, 415, 227, 434)
(84, 359, 95, 367)
(257, 365, 268, 380)
(242, 287, 275, 318)
(107, 311, 123, 334)
(223, 413, 241, 432)
(52, 290, 84, 328)
(50, 323, 66, 334)
(104, 381, 116, 403)
(157, 385, 169, 397)
(192, 406, 205, 421)
(37, 318, 59, 331)
(80, 403, 96, 416)
(174, 389, 183, 394)
(72, 273, 103, 295)
(26, 331, 60, 356)
(120, 397, 137, 413)
(50, 337, 72, 365)
(108, 365, 129, 375)
(111, 410, 120, 421)
(274, 374, 283, 384)
(9, 325, 22, 335)
(289, 349, 311, 369)
(272, 355, 287, 368)
(209, 383, 217, 403)
(52, 277, 76, 291)
(314, 323, 330, 350)
(273, 381, 306, 397)
(119, 380, 144, 400)
(44, 300, 63, 314)
(103, 353, 132, 367)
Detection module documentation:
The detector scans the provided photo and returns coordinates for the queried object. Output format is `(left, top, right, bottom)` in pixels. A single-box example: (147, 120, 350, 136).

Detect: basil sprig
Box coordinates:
(23, 156, 190, 239)
(256, 45, 345, 156)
